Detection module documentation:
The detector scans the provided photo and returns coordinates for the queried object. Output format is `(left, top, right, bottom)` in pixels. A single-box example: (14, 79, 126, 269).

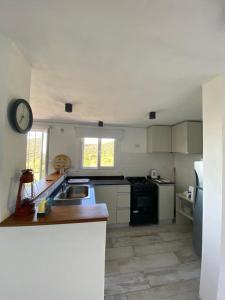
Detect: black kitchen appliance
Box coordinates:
(127, 177, 158, 225)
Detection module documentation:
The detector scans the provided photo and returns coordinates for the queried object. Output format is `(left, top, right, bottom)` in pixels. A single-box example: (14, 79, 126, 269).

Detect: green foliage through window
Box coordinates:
(82, 138, 115, 168)
(26, 130, 48, 181)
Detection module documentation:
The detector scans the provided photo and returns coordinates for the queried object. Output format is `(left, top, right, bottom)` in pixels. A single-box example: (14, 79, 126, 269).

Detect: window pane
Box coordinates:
(100, 138, 115, 167)
(82, 138, 98, 168)
(26, 130, 47, 181)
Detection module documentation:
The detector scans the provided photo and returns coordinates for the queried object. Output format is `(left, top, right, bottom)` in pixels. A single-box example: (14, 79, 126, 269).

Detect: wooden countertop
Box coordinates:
(0, 172, 108, 227)
(0, 204, 108, 227)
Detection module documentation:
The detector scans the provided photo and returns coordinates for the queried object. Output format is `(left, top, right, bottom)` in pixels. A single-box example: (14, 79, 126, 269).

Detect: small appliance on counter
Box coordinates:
(150, 169, 158, 179)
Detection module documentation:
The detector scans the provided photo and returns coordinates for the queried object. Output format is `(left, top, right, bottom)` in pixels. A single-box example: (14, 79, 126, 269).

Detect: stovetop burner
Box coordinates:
(126, 177, 147, 184)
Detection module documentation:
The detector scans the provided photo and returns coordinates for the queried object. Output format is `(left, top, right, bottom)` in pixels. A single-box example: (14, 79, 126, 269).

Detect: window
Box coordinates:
(82, 138, 116, 169)
(26, 130, 48, 181)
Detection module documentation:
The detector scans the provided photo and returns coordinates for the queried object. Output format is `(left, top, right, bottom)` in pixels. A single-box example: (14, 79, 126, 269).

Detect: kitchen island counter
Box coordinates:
(0, 203, 108, 227)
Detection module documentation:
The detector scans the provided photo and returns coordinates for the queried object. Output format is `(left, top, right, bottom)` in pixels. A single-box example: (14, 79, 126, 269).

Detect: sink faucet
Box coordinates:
(61, 182, 67, 192)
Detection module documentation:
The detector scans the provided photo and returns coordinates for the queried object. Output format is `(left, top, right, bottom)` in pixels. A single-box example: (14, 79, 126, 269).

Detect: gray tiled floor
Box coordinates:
(105, 224, 201, 300)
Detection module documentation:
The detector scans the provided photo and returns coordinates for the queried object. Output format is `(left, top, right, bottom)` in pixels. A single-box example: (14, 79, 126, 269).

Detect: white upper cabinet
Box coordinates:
(172, 121, 203, 154)
(147, 126, 172, 153)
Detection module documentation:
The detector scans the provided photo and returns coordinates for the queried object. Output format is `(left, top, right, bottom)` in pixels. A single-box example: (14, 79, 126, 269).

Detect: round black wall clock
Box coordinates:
(8, 99, 33, 134)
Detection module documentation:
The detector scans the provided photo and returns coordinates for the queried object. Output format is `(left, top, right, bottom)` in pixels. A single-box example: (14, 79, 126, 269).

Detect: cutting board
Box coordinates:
(53, 154, 71, 171)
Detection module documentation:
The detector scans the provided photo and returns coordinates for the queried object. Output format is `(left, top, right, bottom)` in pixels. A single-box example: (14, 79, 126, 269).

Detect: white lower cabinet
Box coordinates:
(117, 193, 130, 208)
(117, 209, 130, 223)
(94, 184, 131, 224)
(157, 184, 175, 224)
(94, 186, 117, 224)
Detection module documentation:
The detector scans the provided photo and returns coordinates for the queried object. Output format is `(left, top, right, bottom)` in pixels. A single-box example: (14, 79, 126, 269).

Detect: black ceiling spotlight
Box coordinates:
(149, 111, 156, 120)
(98, 121, 104, 127)
(65, 103, 73, 113)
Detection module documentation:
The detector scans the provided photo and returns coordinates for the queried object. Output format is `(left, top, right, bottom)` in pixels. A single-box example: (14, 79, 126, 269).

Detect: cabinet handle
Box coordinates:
(133, 210, 139, 214)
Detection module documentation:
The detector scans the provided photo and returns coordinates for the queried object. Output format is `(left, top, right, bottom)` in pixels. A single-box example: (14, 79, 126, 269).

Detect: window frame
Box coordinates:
(26, 128, 49, 181)
(81, 137, 117, 170)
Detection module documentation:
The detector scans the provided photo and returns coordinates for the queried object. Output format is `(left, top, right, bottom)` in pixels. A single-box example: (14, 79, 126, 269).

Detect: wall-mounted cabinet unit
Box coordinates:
(147, 126, 172, 153)
(172, 121, 203, 154)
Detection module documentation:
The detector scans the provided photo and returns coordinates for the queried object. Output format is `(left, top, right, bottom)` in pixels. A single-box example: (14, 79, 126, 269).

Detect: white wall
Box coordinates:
(0, 34, 31, 222)
(0, 222, 106, 300)
(200, 77, 225, 300)
(218, 81, 225, 300)
(34, 122, 174, 179)
(174, 153, 202, 193)
(35, 122, 202, 187)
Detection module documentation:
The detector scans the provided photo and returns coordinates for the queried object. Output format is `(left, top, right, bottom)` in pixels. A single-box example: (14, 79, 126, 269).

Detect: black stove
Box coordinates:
(126, 177, 147, 184)
(126, 176, 158, 226)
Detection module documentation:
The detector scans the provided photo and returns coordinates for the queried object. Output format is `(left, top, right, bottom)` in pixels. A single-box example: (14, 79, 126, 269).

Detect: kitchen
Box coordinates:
(0, 1, 225, 300)
(0, 118, 203, 300)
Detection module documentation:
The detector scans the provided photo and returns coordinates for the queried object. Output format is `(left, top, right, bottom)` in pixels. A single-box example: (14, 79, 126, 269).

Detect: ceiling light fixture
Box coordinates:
(65, 103, 73, 113)
(149, 111, 156, 119)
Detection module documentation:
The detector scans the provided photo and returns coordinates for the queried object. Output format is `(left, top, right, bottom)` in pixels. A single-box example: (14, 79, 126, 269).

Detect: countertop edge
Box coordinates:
(0, 204, 109, 227)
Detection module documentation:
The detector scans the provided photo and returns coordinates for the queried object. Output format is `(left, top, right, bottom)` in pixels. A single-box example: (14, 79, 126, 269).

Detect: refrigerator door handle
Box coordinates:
(194, 187, 203, 208)
(194, 188, 197, 208)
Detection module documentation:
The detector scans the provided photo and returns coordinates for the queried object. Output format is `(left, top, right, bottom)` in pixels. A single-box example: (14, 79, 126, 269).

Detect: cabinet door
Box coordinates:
(117, 185, 130, 193)
(117, 209, 130, 223)
(117, 194, 130, 208)
(147, 126, 172, 153)
(158, 185, 174, 223)
(187, 122, 203, 154)
(172, 122, 188, 153)
(94, 186, 117, 224)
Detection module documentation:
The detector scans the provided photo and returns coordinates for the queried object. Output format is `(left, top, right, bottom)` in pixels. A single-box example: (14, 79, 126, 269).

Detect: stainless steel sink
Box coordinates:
(53, 185, 90, 205)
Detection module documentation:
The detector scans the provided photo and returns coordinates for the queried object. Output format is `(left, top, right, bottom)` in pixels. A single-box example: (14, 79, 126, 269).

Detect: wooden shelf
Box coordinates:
(176, 193, 193, 204)
(176, 193, 193, 223)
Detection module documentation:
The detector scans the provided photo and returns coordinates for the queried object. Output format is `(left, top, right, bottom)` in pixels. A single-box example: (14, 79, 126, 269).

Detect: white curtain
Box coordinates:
(75, 126, 124, 140)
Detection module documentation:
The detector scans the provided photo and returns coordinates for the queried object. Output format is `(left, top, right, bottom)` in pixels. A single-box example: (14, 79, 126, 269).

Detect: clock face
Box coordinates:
(9, 99, 33, 133)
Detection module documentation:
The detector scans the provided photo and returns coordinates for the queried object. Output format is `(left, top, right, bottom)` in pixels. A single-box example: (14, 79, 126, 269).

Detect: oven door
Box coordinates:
(130, 183, 158, 225)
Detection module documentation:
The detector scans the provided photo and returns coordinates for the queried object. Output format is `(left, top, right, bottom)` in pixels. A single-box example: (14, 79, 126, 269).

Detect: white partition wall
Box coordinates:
(0, 222, 107, 300)
(0, 34, 31, 222)
(201, 77, 225, 300)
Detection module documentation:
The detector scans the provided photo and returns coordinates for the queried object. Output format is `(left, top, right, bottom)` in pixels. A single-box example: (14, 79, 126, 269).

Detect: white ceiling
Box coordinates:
(0, 0, 224, 127)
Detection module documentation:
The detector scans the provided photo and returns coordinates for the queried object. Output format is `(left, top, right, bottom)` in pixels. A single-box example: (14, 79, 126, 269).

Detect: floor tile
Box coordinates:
(174, 246, 199, 264)
(105, 224, 200, 299)
(106, 246, 134, 261)
(133, 239, 192, 257)
(105, 260, 120, 275)
(106, 238, 113, 248)
(105, 295, 128, 300)
(163, 290, 200, 300)
(127, 279, 199, 300)
(105, 272, 150, 296)
(144, 261, 201, 287)
(159, 231, 193, 242)
(118, 252, 179, 274)
(111, 234, 162, 248)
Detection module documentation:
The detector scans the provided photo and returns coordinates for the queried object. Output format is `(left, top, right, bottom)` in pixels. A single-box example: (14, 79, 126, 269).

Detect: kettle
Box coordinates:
(150, 169, 158, 179)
